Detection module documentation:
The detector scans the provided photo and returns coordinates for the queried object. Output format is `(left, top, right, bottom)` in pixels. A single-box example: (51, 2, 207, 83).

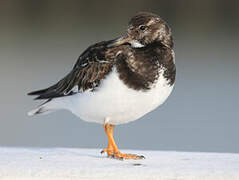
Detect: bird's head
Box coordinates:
(111, 12, 173, 48)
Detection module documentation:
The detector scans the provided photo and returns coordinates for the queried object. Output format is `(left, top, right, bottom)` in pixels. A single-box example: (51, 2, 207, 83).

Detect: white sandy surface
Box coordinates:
(0, 147, 239, 180)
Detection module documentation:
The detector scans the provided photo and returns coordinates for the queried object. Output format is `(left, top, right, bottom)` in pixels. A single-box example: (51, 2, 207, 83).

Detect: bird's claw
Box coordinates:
(101, 149, 145, 160)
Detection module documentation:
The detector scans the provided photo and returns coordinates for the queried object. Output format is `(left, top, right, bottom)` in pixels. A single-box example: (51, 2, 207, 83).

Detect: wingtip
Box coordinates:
(27, 88, 49, 96)
(27, 92, 34, 96)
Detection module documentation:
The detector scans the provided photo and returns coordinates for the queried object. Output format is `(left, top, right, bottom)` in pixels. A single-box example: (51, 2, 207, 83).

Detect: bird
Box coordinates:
(28, 12, 176, 160)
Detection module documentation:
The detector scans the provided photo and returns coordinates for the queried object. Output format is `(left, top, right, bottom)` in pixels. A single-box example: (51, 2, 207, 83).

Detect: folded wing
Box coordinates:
(28, 40, 116, 100)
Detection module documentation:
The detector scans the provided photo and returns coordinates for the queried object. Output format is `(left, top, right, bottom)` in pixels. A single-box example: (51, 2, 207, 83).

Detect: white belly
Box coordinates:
(57, 68, 174, 125)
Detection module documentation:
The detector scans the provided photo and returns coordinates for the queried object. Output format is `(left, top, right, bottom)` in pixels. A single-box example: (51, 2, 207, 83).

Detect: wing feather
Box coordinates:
(28, 40, 116, 100)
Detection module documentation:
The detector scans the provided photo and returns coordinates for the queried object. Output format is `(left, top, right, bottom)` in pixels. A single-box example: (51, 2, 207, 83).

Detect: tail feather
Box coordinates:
(28, 106, 50, 116)
(27, 99, 56, 116)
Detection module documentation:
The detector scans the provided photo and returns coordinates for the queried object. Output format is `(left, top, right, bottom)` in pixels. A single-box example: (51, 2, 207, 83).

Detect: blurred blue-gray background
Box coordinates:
(0, 0, 238, 153)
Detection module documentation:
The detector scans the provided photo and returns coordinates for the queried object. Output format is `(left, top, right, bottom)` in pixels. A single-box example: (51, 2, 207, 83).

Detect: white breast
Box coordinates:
(54, 67, 174, 125)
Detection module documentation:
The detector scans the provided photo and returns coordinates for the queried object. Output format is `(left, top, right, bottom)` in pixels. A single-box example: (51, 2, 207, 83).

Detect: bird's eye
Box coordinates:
(139, 25, 147, 31)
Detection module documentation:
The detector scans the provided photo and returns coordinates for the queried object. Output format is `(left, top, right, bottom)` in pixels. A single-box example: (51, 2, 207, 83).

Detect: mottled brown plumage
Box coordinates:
(28, 40, 115, 99)
(28, 12, 175, 100)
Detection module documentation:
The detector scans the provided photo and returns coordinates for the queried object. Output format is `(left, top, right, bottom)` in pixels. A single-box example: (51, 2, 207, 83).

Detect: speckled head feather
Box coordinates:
(128, 12, 173, 48)
(111, 12, 173, 49)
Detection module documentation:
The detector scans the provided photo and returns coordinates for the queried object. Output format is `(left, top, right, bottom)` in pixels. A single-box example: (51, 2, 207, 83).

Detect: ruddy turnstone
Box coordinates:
(28, 12, 176, 160)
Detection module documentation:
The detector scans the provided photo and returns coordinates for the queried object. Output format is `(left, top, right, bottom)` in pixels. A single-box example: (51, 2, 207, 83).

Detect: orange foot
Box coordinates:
(101, 148, 144, 160)
(101, 123, 145, 160)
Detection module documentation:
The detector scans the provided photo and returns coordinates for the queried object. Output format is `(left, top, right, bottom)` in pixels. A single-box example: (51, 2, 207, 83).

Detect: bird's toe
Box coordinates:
(112, 152, 145, 160)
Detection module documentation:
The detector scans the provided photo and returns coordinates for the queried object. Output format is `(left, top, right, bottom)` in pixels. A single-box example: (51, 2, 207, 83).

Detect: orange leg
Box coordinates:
(100, 123, 114, 157)
(101, 123, 145, 160)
